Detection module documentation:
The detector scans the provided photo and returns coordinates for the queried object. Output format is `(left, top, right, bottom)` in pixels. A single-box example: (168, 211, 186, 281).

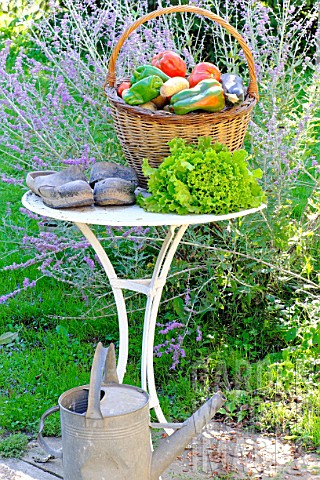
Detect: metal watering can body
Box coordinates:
(39, 344, 152, 480)
(59, 384, 151, 480)
(38, 343, 225, 480)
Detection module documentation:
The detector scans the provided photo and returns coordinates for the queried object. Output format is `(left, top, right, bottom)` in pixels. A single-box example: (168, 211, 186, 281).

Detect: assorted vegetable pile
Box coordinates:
(117, 50, 245, 114)
(115, 52, 263, 216)
(137, 137, 266, 215)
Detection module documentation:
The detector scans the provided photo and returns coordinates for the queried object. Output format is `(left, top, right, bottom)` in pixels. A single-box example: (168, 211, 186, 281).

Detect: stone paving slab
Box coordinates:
(21, 439, 63, 479)
(0, 459, 59, 480)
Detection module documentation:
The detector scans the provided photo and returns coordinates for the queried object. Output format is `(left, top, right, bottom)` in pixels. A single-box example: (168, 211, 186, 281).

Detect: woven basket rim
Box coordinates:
(105, 85, 257, 123)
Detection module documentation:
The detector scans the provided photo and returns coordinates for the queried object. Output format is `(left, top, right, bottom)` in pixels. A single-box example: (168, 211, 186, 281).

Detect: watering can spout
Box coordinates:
(150, 392, 225, 480)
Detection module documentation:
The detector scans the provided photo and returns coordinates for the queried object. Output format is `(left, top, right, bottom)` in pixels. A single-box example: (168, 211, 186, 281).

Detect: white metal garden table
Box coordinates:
(22, 191, 265, 426)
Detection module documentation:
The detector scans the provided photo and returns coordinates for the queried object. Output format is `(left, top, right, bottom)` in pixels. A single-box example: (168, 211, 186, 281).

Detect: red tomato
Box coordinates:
(117, 82, 131, 97)
(151, 51, 187, 78)
(188, 62, 221, 88)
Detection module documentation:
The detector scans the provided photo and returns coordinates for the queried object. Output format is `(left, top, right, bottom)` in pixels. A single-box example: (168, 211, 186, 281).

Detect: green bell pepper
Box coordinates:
(130, 65, 170, 85)
(170, 78, 225, 115)
(122, 75, 163, 106)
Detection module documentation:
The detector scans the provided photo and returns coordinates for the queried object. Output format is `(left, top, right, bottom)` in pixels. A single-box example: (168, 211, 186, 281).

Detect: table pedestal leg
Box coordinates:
(75, 222, 129, 382)
(141, 225, 188, 428)
(75, 222, 188, 429)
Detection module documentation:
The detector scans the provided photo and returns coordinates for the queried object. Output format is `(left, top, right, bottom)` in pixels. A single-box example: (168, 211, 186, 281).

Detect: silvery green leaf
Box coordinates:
(0, 332, 19, 345)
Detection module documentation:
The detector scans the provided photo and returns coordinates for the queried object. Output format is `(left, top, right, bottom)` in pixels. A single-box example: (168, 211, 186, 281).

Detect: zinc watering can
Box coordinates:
(38, 343, 225, 480)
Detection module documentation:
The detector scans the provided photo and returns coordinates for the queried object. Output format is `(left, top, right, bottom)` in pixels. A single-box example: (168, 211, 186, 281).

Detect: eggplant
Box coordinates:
(220, 73, 245, 105)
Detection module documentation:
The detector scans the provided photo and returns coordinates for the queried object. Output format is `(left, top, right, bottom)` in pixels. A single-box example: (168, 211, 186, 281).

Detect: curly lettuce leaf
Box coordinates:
(138, 137, 267, 215)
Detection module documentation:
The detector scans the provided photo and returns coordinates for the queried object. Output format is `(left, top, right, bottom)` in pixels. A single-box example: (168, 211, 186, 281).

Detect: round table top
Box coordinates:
(22, 191, 266, 227)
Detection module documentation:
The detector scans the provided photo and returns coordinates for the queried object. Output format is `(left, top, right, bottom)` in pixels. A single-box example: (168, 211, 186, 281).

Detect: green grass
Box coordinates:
(0, 329, 93, 433)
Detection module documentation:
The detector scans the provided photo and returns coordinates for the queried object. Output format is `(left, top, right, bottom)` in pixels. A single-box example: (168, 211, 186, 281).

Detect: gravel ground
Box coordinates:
(161, 421, 320, 479)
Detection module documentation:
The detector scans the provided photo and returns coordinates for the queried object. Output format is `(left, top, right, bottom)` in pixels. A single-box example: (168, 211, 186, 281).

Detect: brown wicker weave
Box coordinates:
(105, 5, 259, 188)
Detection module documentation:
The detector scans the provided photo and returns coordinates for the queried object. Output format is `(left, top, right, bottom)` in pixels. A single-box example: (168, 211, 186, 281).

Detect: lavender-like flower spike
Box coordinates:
(0, 278, 36, 305)
(83, 257, 95, 270)
(196, 325, 202, 342)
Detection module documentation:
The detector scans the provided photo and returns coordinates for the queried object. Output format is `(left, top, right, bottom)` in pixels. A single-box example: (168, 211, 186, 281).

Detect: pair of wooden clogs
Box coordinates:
(26, 163, 139, 209)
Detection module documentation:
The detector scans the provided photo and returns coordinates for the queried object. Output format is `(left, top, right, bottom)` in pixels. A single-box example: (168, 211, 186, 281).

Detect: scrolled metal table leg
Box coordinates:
(74, 222, 129, 382)
(75, 221, 189, 433)
(141, 225, 189, 432)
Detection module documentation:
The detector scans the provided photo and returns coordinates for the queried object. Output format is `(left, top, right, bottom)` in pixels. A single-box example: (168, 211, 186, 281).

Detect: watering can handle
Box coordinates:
(38, 405, 63, 459)
(86, 342, 119, 420)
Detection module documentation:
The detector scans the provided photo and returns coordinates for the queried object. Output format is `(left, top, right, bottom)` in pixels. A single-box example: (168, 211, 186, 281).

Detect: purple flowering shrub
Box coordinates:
(0, 0, 319, 370)
(206, 0, 320, 198)
(0, 0, 182, 178)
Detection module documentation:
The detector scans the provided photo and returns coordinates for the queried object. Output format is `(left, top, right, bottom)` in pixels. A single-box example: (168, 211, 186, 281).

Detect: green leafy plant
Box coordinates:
(138, 137, 266, 215)
(0, 433, 29, 458)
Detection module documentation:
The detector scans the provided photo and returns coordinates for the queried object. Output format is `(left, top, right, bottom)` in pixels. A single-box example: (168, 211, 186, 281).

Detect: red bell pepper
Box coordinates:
(188, 62, 221, 88)
(151, 50, 187, 78)
(117, 81, 131, 97)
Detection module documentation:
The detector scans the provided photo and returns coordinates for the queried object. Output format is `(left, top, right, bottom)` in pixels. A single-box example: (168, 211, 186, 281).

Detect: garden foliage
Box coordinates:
(0, 0, 319, 443)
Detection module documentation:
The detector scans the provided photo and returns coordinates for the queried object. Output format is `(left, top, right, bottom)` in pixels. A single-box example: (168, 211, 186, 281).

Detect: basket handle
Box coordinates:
(106, 5, 259, 100)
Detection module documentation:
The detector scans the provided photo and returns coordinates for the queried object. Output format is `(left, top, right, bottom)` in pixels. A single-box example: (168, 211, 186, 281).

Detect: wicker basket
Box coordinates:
(105, 5, 259, 188)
